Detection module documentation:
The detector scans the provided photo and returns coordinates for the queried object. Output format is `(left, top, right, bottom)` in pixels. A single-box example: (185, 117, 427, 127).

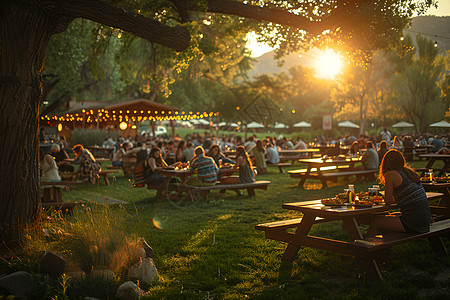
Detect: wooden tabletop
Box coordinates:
(419, 154, 450, 159)
(297, 157, 361, 164)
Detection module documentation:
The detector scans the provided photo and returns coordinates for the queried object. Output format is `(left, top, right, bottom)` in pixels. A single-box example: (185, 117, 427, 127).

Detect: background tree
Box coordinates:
(390, 35, 446, 133)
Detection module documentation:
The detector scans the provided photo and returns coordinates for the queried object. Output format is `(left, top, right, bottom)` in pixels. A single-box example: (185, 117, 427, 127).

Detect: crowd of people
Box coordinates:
(40, 129, 448, 189)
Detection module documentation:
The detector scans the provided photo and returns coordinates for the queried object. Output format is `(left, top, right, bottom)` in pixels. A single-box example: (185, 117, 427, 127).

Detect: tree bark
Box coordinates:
(0, 1, 55, 241)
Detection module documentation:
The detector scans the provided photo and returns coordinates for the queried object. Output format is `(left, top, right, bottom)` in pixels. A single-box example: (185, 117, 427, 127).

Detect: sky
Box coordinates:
(247, 1, 450, 58)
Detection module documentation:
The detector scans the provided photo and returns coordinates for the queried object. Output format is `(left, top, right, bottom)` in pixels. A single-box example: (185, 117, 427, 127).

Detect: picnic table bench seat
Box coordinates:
(189, 180, 271, 197)
(106, 165, 121, 169)
(350, 219, 450, 255)
(266, 162, 292, 173)
(278, 155, 299, 164)
(59, 170, 118, 185)
(145, 180, 271, 199)
(256, 217, 327, 232)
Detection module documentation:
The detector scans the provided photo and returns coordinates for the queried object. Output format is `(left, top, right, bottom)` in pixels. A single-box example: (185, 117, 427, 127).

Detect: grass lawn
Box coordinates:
(4, 159, 450, 299)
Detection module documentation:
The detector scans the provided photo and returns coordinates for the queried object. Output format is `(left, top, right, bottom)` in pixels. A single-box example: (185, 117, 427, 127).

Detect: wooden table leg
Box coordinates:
(278, 213, 317, 283)
(299, 167, 311, 187)
(343, 216, 383, 280)
(103, 174, 110, 186)
(281, 213, 316, 261)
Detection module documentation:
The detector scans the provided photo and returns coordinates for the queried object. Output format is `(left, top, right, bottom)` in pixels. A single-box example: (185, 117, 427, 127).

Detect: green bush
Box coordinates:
(71, 129, 120, 147)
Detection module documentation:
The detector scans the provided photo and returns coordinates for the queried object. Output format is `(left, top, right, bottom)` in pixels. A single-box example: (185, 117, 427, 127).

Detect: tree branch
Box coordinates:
(42, 0, 190, 51)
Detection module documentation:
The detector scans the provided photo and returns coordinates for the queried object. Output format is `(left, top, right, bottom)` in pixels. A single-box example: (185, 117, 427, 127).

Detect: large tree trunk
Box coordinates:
(0, 1, 54, 241)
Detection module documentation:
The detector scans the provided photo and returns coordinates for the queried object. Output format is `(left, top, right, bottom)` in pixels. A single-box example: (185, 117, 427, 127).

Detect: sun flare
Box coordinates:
(314, 49, 342, 79)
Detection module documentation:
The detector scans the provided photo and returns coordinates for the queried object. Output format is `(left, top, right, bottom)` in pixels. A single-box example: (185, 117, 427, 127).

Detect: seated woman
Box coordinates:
(145, 147, 179, 184)
(377, 140, 389, 163)
(145, 147, 169, 184)
(220, 146, 255, 185)
(175, 141, 186, 163)
(348, 141, 360, 157)
(206, 144, 235, 167)
(392, 136, 403, 150)
(367, 149, 431, 236)
(252, 140, 267, 175)
(40, 150, 61, 182)
(73, 144, 101, 184)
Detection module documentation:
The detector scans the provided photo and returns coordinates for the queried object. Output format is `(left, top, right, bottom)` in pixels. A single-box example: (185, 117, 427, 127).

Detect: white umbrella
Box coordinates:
(429, 120, 450, 128)
(338, 121, 360, 129)
(274, 122, 289, 129)
(189, 119, 200, 125)
(218, 122, 228, 127)
(197, 119, 210, 125)
(392, 121, 414, 128)
(247, 121, 264, 129)
(293, 121, 311, 128)
(229, 122, 239, 127)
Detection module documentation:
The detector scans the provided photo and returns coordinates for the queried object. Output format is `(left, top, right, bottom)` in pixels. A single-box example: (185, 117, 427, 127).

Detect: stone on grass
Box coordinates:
(0, 271, 32, 298)
(91, 268, 115, 281)
(141, 237, 155, 258)
(128, 257, 157, 282)
(40, 251, 66, 277)
(115, 281, 146, 299)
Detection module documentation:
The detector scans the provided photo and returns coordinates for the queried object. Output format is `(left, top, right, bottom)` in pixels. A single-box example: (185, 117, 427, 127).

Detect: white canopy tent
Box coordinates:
(197, 119, 210, 125)
(246, 121, 264, 129)
(338, 121, 360, 129)
(274, 122, 289, 129)
(293, 121, 311, 128)
(392, 121, 414, 128)
(429, 120, 450, 128)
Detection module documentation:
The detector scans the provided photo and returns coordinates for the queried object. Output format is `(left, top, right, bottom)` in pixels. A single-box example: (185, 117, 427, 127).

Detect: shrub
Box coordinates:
(70, 129, 120, 147)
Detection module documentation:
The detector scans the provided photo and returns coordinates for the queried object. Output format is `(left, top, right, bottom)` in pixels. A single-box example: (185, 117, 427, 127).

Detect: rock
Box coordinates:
(0, 271, 32, 298)
(40, 251, 66, 277)
(91, 268, 115, 281)
(128, 257, 157, 282)
(115, 281, 146, 300)
(140, 237, 155, 258)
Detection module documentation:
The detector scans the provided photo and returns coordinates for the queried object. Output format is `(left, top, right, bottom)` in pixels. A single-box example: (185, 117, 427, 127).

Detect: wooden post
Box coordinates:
(170, 120, 175, 138)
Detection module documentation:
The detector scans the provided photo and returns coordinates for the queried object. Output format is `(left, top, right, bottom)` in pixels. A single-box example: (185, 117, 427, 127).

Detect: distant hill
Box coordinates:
(248, 16, 450, 78)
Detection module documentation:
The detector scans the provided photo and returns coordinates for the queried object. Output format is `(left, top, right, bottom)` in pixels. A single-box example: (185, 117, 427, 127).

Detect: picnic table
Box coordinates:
(422, 182, 450, 217)
(40, 181, 79, 210)
(256, 191, 449, 280)
(85, 146, 114, 158)
(419, 154, 450, 176)
(290, 156, 376, 188)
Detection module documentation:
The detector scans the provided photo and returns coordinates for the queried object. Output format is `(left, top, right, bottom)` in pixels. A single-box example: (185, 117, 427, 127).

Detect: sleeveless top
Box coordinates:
(238, 163, 255, 183)
(394, 169, 431, 233)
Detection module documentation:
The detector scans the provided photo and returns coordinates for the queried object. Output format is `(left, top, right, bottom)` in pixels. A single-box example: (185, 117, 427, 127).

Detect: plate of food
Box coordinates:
(321, 198, 343, 207)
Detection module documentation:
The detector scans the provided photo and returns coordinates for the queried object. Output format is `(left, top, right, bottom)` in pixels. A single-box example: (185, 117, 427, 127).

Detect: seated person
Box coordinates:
(40, 150, 61, 182)
(221, 146, 255, 184)
(348, 141, 360, 156)
(377, 140, 389, 163)
(252, 140, 267, 175)
(51, 143, 74, 172)
(112, 142, 131, 167)
(402, 136, 415, 161)
(266, 143, 280, 164)
(145, 147, 172, 184)
(206, 145, 235, 167)
(392, 136, 403, 150)
(431, 135, 444, 153)
(367, 150, 431, 236)
(72, 145, 101, 184)
(187, 146, 218, 186)
(361, 141, 379, 169)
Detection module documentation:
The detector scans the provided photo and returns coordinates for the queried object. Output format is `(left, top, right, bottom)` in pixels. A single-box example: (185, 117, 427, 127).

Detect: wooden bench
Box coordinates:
(40, 181, 79, 211)
(278, 155, 299, 164)
(256, 217, 327, 233)
(106, 165, 121, 170)
(350, 219, 450, 279)
(266, 162, 292, 173)
(98, 170, 118, 186)
(289, 169, 378, 188)
(189, 180, 271, 198)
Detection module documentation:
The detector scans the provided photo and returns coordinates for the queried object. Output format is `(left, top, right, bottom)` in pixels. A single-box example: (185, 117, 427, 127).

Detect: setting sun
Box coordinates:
(314, 49, 342, 79)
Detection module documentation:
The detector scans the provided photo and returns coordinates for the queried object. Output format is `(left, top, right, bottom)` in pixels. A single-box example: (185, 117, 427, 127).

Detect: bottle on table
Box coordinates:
(347, 184, 356, 204)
